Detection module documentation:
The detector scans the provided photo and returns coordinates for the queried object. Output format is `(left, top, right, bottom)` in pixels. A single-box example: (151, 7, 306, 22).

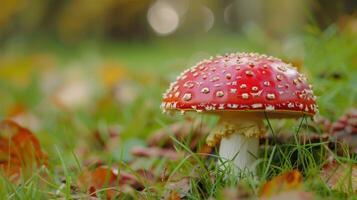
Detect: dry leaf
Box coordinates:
(321, 161, 357, 193)
(260, 170, 303, 198)
(78, 165, 153, 199)
(78, 166, 123, 199)
(131, 146, 183, 160)
(0, 120, 47, 183)
(165, 177, 191, 198)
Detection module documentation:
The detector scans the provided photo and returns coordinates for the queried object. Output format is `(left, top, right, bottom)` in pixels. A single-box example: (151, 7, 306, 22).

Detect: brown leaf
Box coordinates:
(260, 170, 303, 198)
(78, 166, 123, 199)
(78, 165, 153, 199)
(131, 146, 183, 160)
(165, 177, 191, 198)
(321, 161, 357, 193)
(0, 120, 47, 183)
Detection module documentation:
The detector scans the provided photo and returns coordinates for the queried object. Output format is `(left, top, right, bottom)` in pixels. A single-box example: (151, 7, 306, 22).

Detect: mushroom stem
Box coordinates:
(207, 114, 264, 174)
(219, 134, 259, 173)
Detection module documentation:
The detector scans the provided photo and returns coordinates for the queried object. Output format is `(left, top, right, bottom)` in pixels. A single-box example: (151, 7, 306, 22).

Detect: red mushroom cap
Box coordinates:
(161, 53, 318, 117)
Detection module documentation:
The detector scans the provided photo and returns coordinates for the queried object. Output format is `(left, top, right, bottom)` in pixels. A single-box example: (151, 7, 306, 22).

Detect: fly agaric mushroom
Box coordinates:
(161, 52, 317, 173)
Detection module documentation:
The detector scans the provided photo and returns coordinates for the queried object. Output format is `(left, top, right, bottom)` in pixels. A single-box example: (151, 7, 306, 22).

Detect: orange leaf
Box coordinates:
(0, 120, 47, 183)
(260, 170, 303, 198)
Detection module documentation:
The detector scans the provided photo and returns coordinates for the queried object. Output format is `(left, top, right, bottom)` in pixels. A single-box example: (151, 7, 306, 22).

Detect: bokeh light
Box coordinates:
(147, 0, 180, 36)
(201, 6, 214, 32)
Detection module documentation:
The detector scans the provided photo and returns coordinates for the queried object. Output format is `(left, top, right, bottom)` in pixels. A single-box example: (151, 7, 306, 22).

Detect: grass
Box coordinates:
(0, 27, 356, 199)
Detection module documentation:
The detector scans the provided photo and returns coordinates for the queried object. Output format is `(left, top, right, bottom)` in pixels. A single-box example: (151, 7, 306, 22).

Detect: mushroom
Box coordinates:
(161, 52, 317, 173)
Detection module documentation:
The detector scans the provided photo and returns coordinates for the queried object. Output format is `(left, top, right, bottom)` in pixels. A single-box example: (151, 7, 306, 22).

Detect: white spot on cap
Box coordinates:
(230, 88, 237, 94)
(183, 93, 192, 101)
(211, 76, 220, 82)
(252, 103, 263, 108)
(277, 65, 287, 72)
(251, 86, 258, 91)
(293, 79, 299, 85)
(266, 93, 276, 100)
(184, 81, 194, 88)
(276, 74, 283, 81)
(173, 85, 179, 91)
(218, 104, 225, 109)
(216, 91, 224, 97)
(242, 93, 249, 99)
(201, 87, 210, 94)
(245, 70, 254, 76)
(251, 90, 263, 97)
(266, 105, 275, 111)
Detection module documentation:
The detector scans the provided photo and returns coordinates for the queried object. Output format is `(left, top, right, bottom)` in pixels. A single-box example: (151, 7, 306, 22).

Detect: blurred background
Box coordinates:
(0, 0, 356, 160)
(0, 0, 356, 40)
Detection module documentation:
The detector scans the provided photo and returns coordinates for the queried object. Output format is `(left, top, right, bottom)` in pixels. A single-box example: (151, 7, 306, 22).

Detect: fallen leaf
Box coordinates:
(260, 170, 303, 198)
(78, 166, 123, 199)
(131, 146, 183, 160)
(165, 177, 191, 198)
(0, 120, 47, 182)
(321, 161, 357, 193)
(78, 165, 153, 199)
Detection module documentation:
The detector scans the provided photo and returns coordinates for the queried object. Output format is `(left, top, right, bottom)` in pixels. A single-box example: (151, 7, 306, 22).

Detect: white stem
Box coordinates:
(219, 134, 259, 173)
